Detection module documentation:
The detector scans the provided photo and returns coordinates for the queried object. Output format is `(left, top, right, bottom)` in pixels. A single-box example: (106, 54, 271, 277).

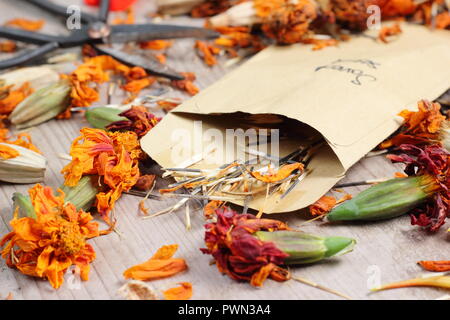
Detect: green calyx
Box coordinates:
(327, 176, 431, 222)
(59, 175, 103, 211)
(85, 106, 127, 129)
(12, 192, 36, 219)
(254, 230, 355, 265)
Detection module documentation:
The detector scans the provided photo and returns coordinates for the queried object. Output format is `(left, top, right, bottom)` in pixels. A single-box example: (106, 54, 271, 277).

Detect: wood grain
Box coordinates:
(0, 0, 448, 300)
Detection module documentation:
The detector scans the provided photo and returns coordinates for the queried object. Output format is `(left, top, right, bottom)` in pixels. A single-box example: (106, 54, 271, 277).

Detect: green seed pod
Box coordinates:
(60, 175, 103, 211)
(327, 176, 432, 222)
(12, 192, 36, 219)
(254, 230, 355, 264)
(9, 79, 71, 129)
(85, 106, 127, 129)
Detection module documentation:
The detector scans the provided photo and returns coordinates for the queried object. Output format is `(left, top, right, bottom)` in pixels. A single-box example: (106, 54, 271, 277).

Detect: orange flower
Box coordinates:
(156, 99, 181, 112)
(257, 0, 318, 44)
(0, 184, 99, 289)
(435, 11, 450, 29)
(123, 244, 188, 281)
(163, 282, 193, 300)
(61, 128, 143, 222)
(380, 100, 446, 149)
(378, 23, 402, 43)
(5, 18, 45, 31)
(204, 200, 224, 218)
(171, 72, 200, 96)
(0, 83, 33, 116)
(419, 260, 450, 272)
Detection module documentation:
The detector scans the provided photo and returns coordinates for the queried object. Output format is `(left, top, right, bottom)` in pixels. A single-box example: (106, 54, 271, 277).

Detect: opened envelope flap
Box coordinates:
(173, 23, 450, 154)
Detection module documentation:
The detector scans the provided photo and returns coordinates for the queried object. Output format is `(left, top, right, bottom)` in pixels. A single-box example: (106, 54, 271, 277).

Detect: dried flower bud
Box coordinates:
(60, 175, 104, 212)
(0, 66, 59, 90)
(9, 80, 71, 129)
(0, 143, 47, 183)
(85, 106, 127, 129)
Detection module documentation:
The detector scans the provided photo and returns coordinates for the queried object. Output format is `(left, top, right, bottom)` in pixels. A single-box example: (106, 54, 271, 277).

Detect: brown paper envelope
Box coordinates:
(141, 23, 450, 213)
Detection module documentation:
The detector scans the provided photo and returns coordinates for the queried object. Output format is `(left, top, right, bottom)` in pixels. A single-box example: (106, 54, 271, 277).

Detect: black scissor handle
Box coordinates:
(0, 42, 59, 70)
(0, 27, 64, 45)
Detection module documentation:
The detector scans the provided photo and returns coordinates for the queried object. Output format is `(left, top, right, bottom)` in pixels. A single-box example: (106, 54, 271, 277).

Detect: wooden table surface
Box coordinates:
(0, 0, 449, 300)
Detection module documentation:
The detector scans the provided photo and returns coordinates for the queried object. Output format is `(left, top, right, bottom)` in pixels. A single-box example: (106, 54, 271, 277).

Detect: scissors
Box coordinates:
(0, 0, 219, 80)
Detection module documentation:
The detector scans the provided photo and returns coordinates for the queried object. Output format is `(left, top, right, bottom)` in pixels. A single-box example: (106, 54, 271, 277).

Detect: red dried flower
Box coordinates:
(387, 144, 450, 231)
(201, 207, 290, 287)
(106, 106, 160, 137)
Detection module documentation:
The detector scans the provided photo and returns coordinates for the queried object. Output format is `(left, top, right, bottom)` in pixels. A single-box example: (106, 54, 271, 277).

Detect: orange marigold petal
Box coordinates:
(251, 162, 304, 183)
(419, 260, 450, 272)
(163, 282, 193, 300)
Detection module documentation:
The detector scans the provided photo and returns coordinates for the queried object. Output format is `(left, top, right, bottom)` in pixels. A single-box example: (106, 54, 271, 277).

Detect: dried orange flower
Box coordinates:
(163, 282, 193, 300)
(139, 40, 173, 50)
(0, 184, 99, 289)
(106, 106, 160, 137)
(257, 0, 318, 44)
(171, 72, 200, 96)
(195, 40, 221, 66)
(123, 244, 187, 281)
(61, 128, 143, 222)
(155, 53, 166, 64)
(435, 11, 450, 29)
(380, 100, 446, 149)
(378, 23, 402, 43)
(419, 260, 450, 272)
(5, 18, 45, 31)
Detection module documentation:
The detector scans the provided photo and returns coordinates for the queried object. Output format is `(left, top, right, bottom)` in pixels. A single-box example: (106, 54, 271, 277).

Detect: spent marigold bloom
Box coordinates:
(387, 144, 450, 232)
(0, 184, 99, 289)
(380, 100, 446, 149)
(61, 128, 143, 222)
(258, 0, 318, 44)
(106, 106, 160, 137)
(201, 207, 355, 287)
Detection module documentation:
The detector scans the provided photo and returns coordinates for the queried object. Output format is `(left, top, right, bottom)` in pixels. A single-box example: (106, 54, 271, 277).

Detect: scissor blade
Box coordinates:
(109, 24, 219, 43)
(93, 45, 184, 81)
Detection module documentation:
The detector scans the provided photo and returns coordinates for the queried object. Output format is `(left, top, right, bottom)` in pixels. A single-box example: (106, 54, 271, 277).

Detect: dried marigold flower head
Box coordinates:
(106, 106, 160, 137)
(380, 100, 446, 149)
(387, 144, 450, 231)
(171, 72, 200, 96)
(61, 128, 143, 222)
(0, 184, 99, 289)
(257, 0, 318, 44)
(201, 207, 355, 287)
